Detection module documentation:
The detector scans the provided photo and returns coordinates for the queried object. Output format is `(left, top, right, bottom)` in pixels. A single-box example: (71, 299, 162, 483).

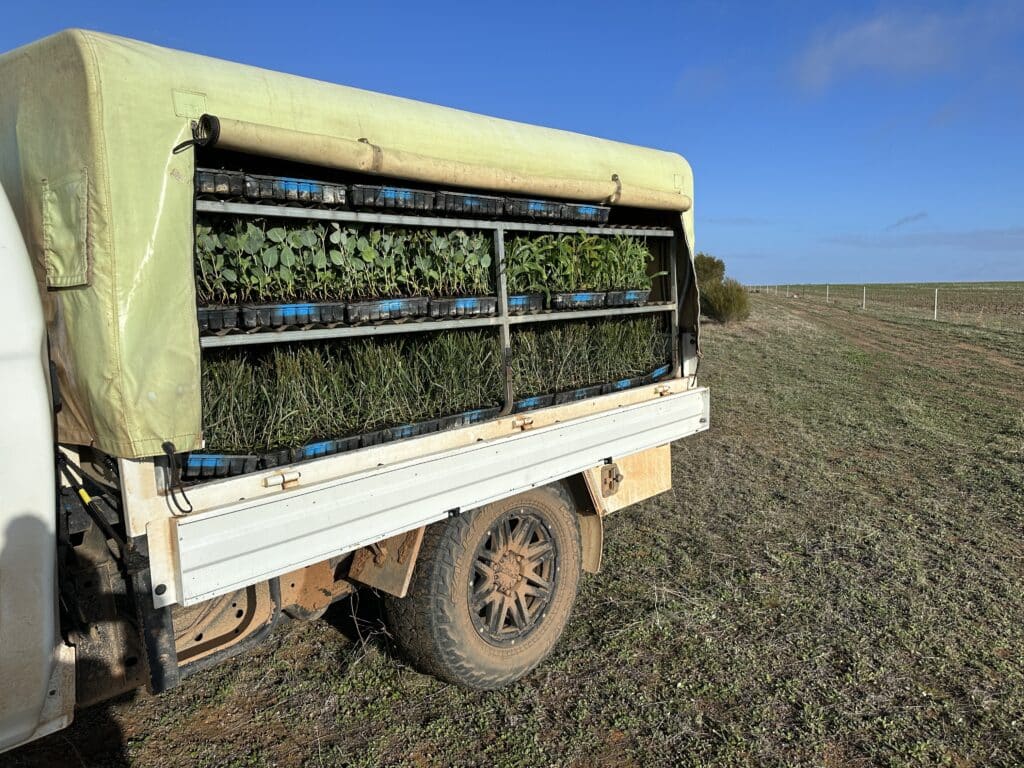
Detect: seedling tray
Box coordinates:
(562, 202, 610, 224)
(259, 448, 293, 470)
(245, 174, 346, 206)
(460, 406, 501, 425)
(601, 375, 647, 394)
(183, 453, 259, 480)
(504, 197, 564, 220)
(507, 294, 545, 314)
(553, 384, 605, 405)
(346, 297, 429, 324)
(513, 394, 555, 413)
(197, 306, 240, 335)
(435, 190, 504, 217)
(605, 289, 651, 307)
(646, 363, 672, 383)
(435, 406, 501, 431)
(550, 292, 607, 311)
(290, 436, 360, 463)
(350, 184, 435, 211)
(428, 296, 498, 319)
(241, 302, 347, 329)
(196, 169, 245, 197)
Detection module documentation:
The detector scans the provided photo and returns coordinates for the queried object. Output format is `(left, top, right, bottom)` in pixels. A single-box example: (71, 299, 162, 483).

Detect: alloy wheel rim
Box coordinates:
(469, 508, 558, 646)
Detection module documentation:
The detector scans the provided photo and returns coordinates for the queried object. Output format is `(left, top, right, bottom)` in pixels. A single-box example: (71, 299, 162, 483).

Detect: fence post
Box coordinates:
(826, 284, 829, 303)
(862, 286, 866, 310)
(934, 288, 938, 321)
(785, 285, 789, 298)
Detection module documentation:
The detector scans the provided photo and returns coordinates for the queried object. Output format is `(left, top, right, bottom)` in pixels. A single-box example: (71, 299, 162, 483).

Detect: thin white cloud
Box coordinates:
(796, 11, 954, 92)
(794, 3, 1023, 93)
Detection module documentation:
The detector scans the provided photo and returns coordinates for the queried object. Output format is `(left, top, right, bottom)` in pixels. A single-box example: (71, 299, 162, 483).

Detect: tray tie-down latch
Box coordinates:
(263, 470, 302, 490)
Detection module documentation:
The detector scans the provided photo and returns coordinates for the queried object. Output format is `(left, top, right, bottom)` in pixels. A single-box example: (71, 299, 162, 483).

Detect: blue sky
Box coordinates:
(2, 1, 1021, 283)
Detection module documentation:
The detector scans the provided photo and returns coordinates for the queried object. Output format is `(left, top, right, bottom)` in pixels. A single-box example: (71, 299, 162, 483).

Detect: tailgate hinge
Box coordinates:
(511, 415, 535, 431)
(263, 470, 301, 490)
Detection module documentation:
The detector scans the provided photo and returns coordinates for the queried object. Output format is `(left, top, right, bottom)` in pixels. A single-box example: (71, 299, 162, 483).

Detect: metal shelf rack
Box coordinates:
(194, 199, 683, 384)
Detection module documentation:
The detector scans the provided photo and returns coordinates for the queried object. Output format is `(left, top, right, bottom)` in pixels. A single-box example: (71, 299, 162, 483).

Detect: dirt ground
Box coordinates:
(7, 295, 1023, 767)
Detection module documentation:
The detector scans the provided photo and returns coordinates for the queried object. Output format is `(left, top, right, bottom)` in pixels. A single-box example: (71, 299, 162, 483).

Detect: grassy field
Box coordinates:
(758, 282, 1024, 331)
(10, 295, 1024, 767)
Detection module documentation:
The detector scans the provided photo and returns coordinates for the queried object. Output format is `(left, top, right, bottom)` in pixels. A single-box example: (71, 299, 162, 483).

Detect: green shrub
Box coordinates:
(694, 252, 725, 286)
(701, 277, 750, 323)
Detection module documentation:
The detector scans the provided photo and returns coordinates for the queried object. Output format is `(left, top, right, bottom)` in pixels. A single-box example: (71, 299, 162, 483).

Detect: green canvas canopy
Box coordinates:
(0, 29, 696, 458)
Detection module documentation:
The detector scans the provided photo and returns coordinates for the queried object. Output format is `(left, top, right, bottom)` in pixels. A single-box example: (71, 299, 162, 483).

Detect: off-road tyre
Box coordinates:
(385, 484, 582, 689)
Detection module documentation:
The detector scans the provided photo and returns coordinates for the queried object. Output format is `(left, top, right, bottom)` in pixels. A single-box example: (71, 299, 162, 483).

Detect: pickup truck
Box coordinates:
(0, 29, 708, 753)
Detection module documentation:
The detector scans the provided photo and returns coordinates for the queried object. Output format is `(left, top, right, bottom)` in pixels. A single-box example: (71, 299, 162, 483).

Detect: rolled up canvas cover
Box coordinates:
(0, 29, 696, 458)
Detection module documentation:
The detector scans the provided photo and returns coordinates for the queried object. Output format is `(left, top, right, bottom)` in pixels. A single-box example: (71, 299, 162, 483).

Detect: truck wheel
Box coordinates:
(385, 485, 582, 689)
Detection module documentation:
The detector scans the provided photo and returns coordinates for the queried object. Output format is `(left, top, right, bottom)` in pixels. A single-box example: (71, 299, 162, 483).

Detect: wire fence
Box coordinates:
(749, 283, 1024, 331)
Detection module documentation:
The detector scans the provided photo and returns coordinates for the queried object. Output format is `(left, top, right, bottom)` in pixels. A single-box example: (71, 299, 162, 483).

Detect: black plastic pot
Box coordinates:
(428, 296, 498, 319)
(183, 453, 259, 480)
(513, 394, 555, 413)
(646, 363, 672, 383)
(601, 375, 646, 395)
(463, 406, 501, 424)
(259, 449, 293, 470)
(290, 436, 360, 463)
(553, 385, 604, 405)
(245, 173, 346, 206)
(605, 289, 651, 307)
(240, 302, 346, 329)
(195, 169, 218, 195)
(435, 190, 503, 217)
(359, 428, 388, 448)
(435, 406, 501, 431)
(562, 202, 610, 224)
(506, 294, 545, 314)
(196, 169, 245, 197)
(350, 184, 434, 211)
(346, 297, 429, 324)
(504, 197, 563, 220)
(550, 291, 607, 311)
(197, 306, 240, 335)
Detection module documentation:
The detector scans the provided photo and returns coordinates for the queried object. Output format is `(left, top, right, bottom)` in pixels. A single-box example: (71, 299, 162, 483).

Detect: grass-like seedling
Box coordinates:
(510, 316, 669, 396)
(201, 331, 503, 453)
(202, 317, 669, 453)
(195, 218, 493, 304)
(505, 233, 663, 295)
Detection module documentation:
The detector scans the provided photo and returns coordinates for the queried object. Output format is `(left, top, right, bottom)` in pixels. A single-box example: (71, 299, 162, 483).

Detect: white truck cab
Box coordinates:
(0, 181, 75, 752)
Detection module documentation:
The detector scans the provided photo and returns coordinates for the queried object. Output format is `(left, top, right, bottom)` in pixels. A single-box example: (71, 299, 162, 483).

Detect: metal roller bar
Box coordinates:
(499, 221, 673, 237)
(197, 303, 676, 348)
(194, 200, 674, 238)
(199, 317, 501, 347)
(505, 303, 674, 325)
